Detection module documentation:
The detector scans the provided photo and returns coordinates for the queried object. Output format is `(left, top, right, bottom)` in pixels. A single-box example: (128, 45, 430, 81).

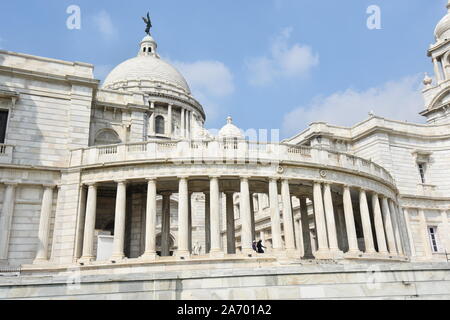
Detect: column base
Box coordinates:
(174, 250, 190, 260)
(139, 252, 158, 261)
(78, 256, 95, 264)
(110, 255, 126, 263)
(344, 250, 364, 259)
(32, 258, 50, 265)
(209, 250, 225, 259)
(313, 249, 343, 260)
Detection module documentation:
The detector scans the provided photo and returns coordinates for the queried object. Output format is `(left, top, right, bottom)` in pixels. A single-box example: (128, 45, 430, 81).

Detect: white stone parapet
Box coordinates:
(69, 140, 396, 186)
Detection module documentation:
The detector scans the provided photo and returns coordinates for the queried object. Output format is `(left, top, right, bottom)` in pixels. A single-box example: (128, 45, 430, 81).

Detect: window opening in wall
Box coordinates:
(428, 226, 440, 253)
(0, 110, 9, 144)
(155, 115, 165, 135)
(418, 163, 426, 184)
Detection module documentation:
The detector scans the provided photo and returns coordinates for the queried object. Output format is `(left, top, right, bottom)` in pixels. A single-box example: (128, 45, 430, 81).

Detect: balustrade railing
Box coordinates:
(70, 140, 395, 185)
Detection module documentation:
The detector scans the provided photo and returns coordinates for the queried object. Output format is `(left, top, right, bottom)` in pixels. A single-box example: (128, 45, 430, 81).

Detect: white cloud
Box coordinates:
(93, 10, 116, 40)
(172, 60, 235, 120)
(282, 75, 424, 137)
(246, 27, 319, 86)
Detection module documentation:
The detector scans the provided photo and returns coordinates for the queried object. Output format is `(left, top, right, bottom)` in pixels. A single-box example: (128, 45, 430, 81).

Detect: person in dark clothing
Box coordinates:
(252, 241, 257, 252)
(257, 240, 266, 254)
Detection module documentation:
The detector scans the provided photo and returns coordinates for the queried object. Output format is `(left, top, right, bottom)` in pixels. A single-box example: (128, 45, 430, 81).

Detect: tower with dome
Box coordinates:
(0, 6, 450, 299)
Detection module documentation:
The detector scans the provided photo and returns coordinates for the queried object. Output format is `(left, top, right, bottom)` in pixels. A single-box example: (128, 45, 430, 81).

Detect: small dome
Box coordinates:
(218, 117, 244, 139)
(434, 1, 450, 41)
(102, 36, 191, 94)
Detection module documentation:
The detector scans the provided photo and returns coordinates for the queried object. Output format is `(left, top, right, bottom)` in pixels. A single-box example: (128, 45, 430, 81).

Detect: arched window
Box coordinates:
(94, 129, 121, 146)
(155, 116, 165, 135)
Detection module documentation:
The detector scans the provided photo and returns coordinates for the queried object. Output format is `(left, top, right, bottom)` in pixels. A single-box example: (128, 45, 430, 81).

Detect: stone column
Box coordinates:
(313, 182, 330, 258)
(167, 104, 173, 136)
(343, 186, 360, 254)
(250, 193, 256, 242)
(188, 193, 192, 254)
(268, 178, 283, 250)
(80, 183, 97, 262)
(0, 183, 17, 263)
(142, 178, 157, 260)
(186, 110, 191, 139)
(177, 177, 189, 257)
(323, 183, 341, 255)
(433, 58, 443, 83)
(161, 193, 172, 257)
(34, 185, 55, 263)
(240, 177, 253, 254)
(111, 181, 127, 261)
(419, 209, 433, 259)
(209, 177, 222, 256)
(389, 200, 404, 255)
(343, 186, 361, 255)
(225, 192, 236, 254)
(281, 179, 296, 251)
(294, 218, 302, 254)
(74, 185, 87, 261)
(359, 189, 376, 254)
(441, 211, 450, 254)
(381, 197, 398, 255)
(204, 192, 211, 254)
(371, 193, 388, 255)
(180, 108, 185, 138)
(299, 197, 314, 259)
(403, 208, 416, 257)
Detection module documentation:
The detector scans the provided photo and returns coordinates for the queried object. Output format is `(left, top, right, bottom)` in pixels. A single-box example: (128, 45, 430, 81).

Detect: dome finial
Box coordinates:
(226, 116, 233, 124)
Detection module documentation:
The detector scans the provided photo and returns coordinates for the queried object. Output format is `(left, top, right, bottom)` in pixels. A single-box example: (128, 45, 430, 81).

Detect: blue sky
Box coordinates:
(0, 0, 448, 138)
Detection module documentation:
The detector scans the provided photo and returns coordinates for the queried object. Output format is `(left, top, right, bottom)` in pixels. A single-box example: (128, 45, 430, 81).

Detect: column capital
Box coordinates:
(177, 176, 189, 180)
(3, 181, 19, 187)
(268, 176, 279, 182)
(209, 175, 221, 180)
(85, 182, 97, 187)
(240, 176, 250, 182)
(146, 177, 158, 182)
(42, 184, 57, 189)
(114, 180, 128, 185)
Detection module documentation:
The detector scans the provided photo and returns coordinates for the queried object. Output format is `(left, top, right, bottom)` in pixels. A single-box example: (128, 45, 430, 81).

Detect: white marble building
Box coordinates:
(0, 3, 450, 300)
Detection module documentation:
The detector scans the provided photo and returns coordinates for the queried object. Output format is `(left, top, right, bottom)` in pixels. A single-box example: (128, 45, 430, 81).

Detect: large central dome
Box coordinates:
(102, 35, 191, 94)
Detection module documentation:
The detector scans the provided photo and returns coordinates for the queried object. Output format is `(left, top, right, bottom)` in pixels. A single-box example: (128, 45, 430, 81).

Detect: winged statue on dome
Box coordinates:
(142, 12, 152, 35)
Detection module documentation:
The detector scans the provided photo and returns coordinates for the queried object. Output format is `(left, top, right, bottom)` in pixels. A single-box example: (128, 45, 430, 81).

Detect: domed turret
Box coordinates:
(102, 35, 191, 94)
(435, 1, 450, 42)
(218, 117, 244, 139)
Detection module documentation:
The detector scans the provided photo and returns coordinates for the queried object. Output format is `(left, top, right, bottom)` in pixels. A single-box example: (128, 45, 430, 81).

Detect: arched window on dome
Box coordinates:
(94, 129, 121, 146)
(155, 116, 165, 135)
